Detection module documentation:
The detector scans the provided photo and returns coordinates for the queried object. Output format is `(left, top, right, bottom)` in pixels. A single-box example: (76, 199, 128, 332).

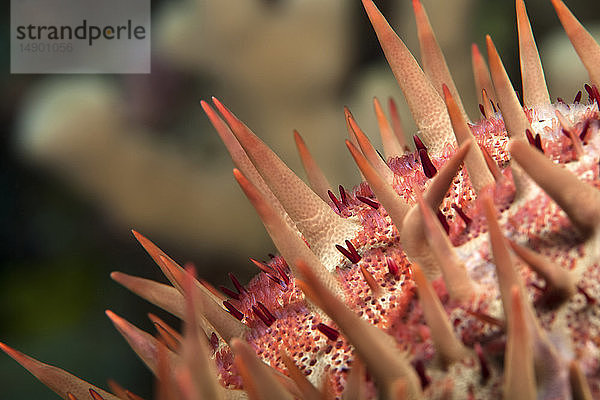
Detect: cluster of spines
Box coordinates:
(2, 0, 600, 399)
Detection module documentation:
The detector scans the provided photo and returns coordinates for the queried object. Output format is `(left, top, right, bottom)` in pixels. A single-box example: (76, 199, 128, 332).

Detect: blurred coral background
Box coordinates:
(1, 0, 599, 398)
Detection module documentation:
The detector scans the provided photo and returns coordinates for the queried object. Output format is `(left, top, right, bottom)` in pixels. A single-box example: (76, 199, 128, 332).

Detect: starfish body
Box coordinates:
(3, 0, 600, 399)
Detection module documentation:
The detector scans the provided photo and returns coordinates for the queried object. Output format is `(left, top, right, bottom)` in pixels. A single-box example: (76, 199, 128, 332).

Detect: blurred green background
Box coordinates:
(1, 0, 599, 399)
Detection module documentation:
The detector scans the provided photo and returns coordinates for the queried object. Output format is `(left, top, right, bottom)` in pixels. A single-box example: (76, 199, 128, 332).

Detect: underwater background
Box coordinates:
(1, 1, 599, 398)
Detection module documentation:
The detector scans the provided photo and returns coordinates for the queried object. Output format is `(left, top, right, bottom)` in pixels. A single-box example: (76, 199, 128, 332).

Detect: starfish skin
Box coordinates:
(3, 0, 600, 399)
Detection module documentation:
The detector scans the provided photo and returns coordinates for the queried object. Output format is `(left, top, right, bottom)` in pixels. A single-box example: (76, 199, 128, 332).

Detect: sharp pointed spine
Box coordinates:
(256, 302, 276, 325)
(555, 109, 584, 158)
(153, 321, 181, 353)
(0, 342, 120, 400)
(551, 0, 600, 88)
(479, 103, 487, 119)
(214, 98, 359, 271)
(293, 130, 333, 202)
(145, 249, 245, 341)
(344, 106, 361, 149)
(401, 142, 471, 277)
(360, 265, 382, 295)
(148, 314, 183, 344)
(472, 43, 497, 107)
(105, 310, 178, 375)
(412, 264, 469, 365)
(412, 0, 469, 121)
(509, 139, 600, 236)
(106, 379, 130, 400)
(362, 0, 455, 155)
(198, 279, 226, 302)
(414, 135, 426, 152)
(419, 148, 437, 179)
(156, 254, 249, 342)
(339, 185, 349, 206)
(481, 89, 495, 120)
(201, 100, 295, 233)
(481, 198, 564, 394)
(328, 189, 343, 213)
(388, 97, 410, 151)
(374, 97, 404, 158)
(480, 143, 504, 181)
(110, 271, 185, 319)
(584, 83, 600, 105)
(223, 301, 244, 321)
(89, 389, 106, 400)
(486, 35, 530, 142)
(442, 84, 495, 193)
(335, 240, 361, 264)
(280, 351, 321, 400)
(252, 305, 274, 327)
(508, 240, 577, 307)
(232, 168, 343, 296)
(579, 119, 592, 143)
(220, 285, 241, 301)
(347, 113, 395, 184)
(504, 287, 537, 400)
(133, 239, 247, 340)
(516, 0, 551, 107)
(228, 272, 247, 296)
(249, 258, 285, 287)
(424, 141, 471, 207)
(346, 140, 410, 230)
(231, 339, 295, 400)
(482, 196, 526, 322)
(416, 193, 475, 302)
(131, 230, 187, 292)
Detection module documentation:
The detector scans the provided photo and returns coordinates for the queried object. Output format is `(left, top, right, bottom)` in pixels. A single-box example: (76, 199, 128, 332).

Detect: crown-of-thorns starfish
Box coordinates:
(3, 0, 600, 398)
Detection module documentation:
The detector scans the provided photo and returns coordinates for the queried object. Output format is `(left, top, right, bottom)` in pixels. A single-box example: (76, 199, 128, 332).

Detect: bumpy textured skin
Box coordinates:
(215, 101, 600, 399)
(3, 1, 600, 400)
